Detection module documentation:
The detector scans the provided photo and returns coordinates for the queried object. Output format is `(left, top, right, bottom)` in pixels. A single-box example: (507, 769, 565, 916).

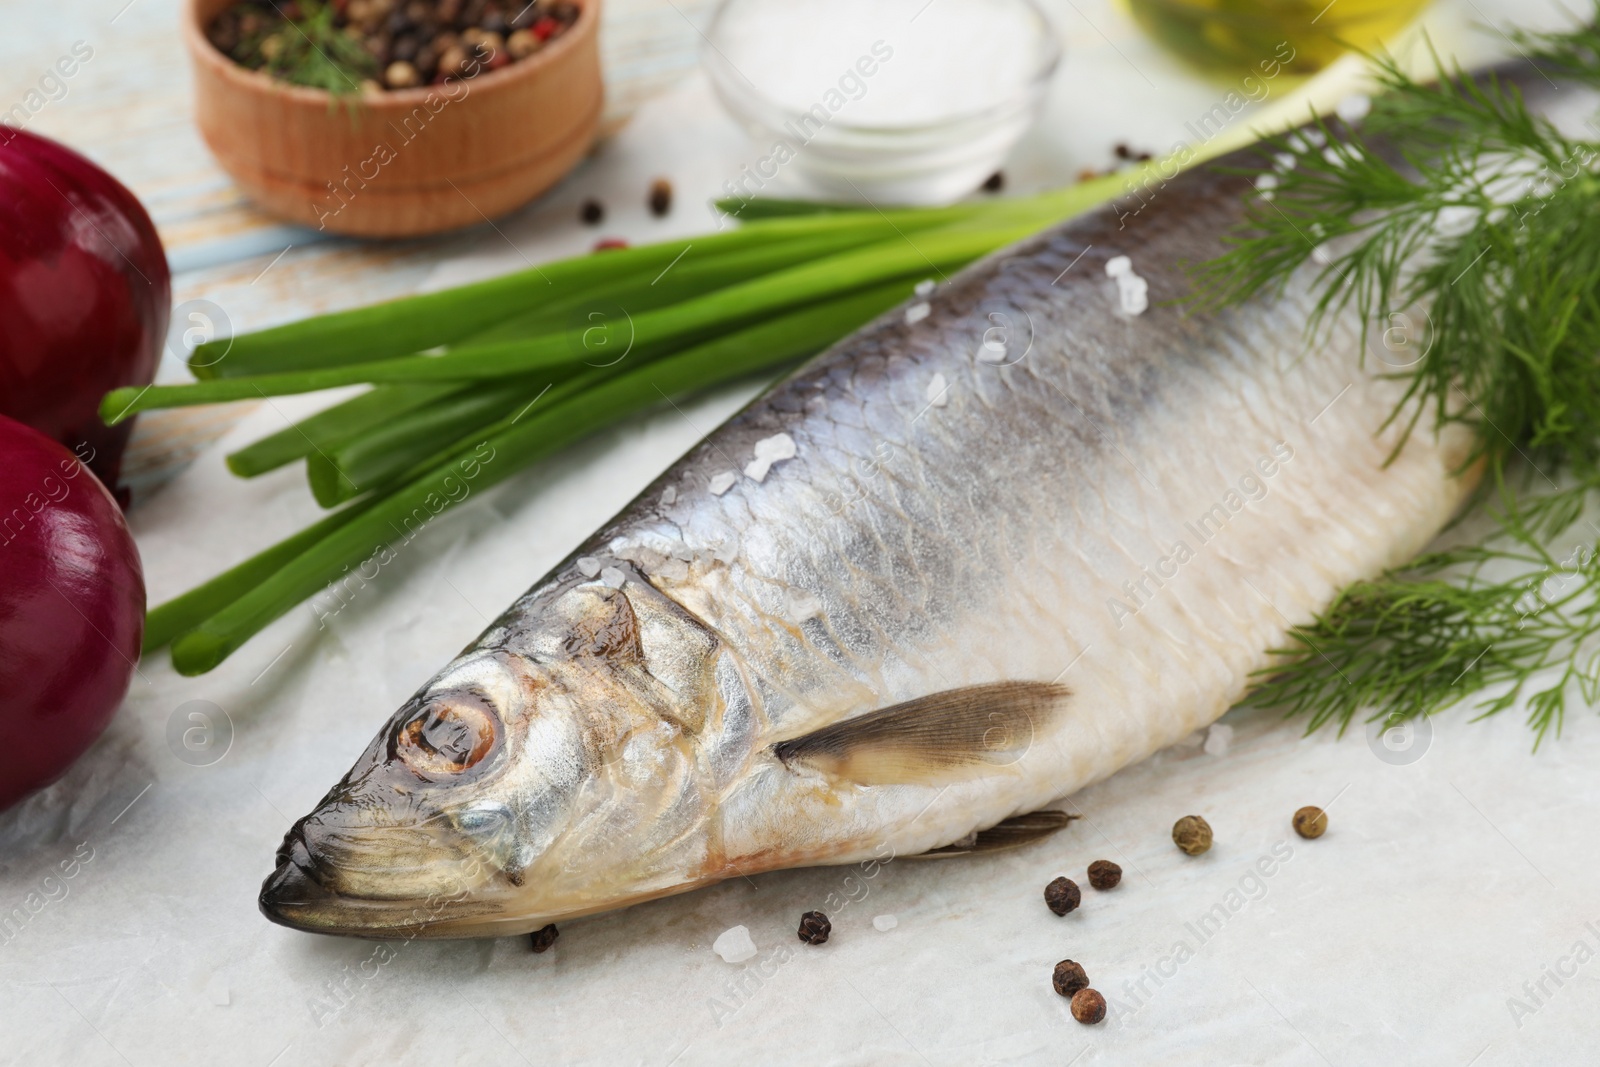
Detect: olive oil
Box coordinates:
(1126, 0, 1431, 74)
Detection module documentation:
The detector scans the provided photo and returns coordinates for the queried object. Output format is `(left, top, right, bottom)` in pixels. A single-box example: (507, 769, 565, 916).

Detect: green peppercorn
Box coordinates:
(1293, 806, 1328, 839)
(1172, 814, 1213, 855)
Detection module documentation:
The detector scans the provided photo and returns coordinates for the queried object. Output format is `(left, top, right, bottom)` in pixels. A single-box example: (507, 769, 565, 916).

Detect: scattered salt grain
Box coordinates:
(745, 433, 797, 483)
(600, 567, 627, 589)
(1119, 276, 1149, 316)
(708, 471, 737, 496)
(1273, 152, 1296, 172)
(1107, 254, 1145, 313)
(1203, 722, 1233, 757)
(1337, 93, 1371, 124)
(905, 301, 932, 325)
(1322, 146, 1346, 169)
(1311, 243, 1333, 265)
(1255, 174, 1279, 193)
(872, 914, 898, 932)
(661, 486, 677, 506)
(576, 556, 601, 577)
(1106, 255, 1149, 316)
(713, 925, 758, 963)
(1286, 133, 1308, 153)
(926, 372, 949, 408)
(914, 279, 936, 297)
(1304, 128, 1327, 148)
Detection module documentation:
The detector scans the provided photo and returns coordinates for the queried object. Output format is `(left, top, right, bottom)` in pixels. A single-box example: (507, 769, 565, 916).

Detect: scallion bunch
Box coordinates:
(106, 180, 1129, 674)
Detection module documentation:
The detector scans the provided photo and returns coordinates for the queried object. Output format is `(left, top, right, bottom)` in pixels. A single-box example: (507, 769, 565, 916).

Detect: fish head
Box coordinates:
(260, 566, 747, 938)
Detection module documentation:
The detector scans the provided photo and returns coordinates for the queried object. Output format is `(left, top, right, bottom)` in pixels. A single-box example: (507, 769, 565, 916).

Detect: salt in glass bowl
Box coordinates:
(701, 0, 1061, 206)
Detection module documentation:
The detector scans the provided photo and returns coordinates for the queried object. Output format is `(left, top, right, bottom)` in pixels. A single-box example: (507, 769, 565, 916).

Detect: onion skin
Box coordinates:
(0, 128, 169, 494)
(0, 415, 145, 811)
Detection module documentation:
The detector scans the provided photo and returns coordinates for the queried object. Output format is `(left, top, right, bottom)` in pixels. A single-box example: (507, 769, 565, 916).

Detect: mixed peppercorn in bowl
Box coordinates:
(205, 0, 580, 93)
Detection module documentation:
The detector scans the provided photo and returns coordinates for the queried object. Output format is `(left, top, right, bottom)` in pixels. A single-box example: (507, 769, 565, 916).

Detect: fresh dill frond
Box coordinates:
(1201, 11, 1600, 739)
(1199, 38, 1600, 489)
(239, 1, 377, 96)
(1247, 478, 1600, 748)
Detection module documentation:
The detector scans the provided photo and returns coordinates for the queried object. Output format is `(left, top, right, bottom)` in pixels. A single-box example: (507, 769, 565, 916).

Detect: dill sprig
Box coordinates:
(239, 1, 376, 95)
(1248, 478, 1600, 747)
(1199, 14, 1600, 740)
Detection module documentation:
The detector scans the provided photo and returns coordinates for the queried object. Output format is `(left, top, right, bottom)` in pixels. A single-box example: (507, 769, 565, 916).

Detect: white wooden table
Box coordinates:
(4, 1, 1597, 1064)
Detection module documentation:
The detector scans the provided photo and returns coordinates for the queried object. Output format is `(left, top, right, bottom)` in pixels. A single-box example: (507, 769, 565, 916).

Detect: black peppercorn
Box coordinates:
(1086, 859, 1121, 890)
(797, 910, 831, 945)
(580, 199, 604, 225)
(648, 177, 673, 217)
(1044, 876, 1081, 916)
(1071, 987, 1107, 1024)
(1293, 806, 1328, 839)
(981, 171, 1004, 192)
(1052, 959, 1089, 998)
(529, 923, 559, 952)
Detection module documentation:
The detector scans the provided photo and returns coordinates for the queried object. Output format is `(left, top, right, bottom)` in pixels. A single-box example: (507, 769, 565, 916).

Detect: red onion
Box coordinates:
(0, 128, 169, 494)
(0, 415, 144, 811)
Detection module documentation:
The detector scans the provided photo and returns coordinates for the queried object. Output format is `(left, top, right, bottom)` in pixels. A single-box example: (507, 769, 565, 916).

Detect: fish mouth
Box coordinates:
(258, 857, 340, 929)
(258, 828, 506, 939)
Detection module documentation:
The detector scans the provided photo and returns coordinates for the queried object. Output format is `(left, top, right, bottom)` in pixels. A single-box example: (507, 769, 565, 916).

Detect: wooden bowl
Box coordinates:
(182, 0, 602, 237)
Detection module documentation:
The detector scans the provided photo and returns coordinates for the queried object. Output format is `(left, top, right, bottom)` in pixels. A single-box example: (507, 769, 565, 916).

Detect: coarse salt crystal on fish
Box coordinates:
(744, 433, 797, 483)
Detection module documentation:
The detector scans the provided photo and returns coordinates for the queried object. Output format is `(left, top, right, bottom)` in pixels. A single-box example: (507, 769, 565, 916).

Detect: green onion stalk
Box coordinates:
(109, 174, 1159, 674)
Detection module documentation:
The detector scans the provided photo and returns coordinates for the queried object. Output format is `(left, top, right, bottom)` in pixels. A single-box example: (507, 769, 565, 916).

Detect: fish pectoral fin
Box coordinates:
(907, 810, 1079, 859)
(770, 681, 1068, 786)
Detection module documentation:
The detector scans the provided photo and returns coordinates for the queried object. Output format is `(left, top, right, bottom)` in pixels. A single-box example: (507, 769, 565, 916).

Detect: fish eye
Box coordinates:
(395, 692, 499, 778)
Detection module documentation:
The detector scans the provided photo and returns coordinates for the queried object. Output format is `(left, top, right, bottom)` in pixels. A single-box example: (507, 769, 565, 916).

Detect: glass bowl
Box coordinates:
(701, 0, 1061, 205)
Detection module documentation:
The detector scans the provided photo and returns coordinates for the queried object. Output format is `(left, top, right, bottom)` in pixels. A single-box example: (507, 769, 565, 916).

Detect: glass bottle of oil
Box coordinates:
(1125, 0, 1432, 75)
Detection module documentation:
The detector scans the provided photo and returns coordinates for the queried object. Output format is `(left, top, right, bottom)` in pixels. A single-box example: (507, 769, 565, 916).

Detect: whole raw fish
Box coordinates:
(259, 135, 1481, 938)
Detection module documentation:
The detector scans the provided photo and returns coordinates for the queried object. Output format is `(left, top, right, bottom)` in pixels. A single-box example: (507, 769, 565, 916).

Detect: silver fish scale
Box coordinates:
(577, 166, 1317, 733)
